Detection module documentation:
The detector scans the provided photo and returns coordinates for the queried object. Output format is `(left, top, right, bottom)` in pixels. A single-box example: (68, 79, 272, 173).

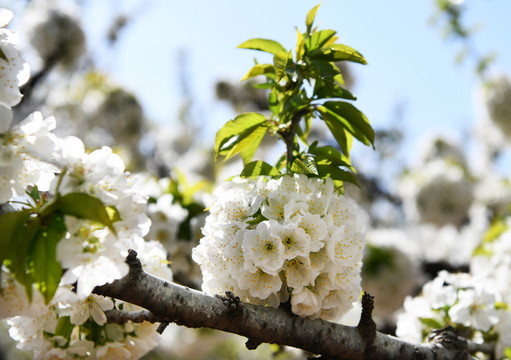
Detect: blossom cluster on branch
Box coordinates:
(193, 174, 367, 321)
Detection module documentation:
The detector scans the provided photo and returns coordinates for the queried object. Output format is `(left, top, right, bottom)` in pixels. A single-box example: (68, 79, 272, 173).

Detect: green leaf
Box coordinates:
(316, 164, 358, 185)
(291, 157, 318, 175)
(56, 193, 116, 234)
(238, 38, 287, 55)
(330, 44, 367, 64)
(306, 4, 321, 33)
(319, 101, 374, 148)
(268, 88, 280, 115)
(315, 83, 356, 101)
(308, 59, 341, 83)
(241, 64, 276, 81)
(305, 29, 337, 53)
(27, 186, 41, 203)
(273, 52, 288, 82)
(318, 108, 352, 156)
(9, 217, 40, 301)
(0, 210, 31, 266)
(55, 316, 74, 340)
(215, 112, 267, 158)
(296, 27, 305, 61)
(31, 213, 65, 303)
(241, 160, 281, 177)
(311, 44, 367, 64)
(309, 44, 367, 65)
(225, 125, 268, 163)
(308, 143, 353, 169)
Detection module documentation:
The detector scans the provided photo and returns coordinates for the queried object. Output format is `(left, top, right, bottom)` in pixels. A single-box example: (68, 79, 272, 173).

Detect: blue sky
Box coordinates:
(15, 1, 511, 165)
(80, 1, 510, 156)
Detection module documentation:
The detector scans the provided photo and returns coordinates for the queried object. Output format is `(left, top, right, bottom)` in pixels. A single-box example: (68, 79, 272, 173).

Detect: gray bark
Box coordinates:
(93, 250, 475, 360)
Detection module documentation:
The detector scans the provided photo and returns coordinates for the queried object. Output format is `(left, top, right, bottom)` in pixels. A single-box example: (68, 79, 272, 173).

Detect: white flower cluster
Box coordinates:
(53, 136, 155, 297)
(400, 159, 474, 228)
(0, 9, 173, 357)
(193, 174, 367, 321)
(396, 221, 511, 359)
(484, 75, 511, 141)
(4, 280, 162, 359)
(0, 111, 59, 203)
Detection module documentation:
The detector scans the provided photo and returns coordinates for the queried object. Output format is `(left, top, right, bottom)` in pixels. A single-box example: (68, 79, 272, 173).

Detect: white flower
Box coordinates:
(0, 267, 47, 319)
(283, 256, 317, 289)
(271, 221, 310, 260)
(0, 112, 58, 202)
(57, 224, 129, 299)
(0, 9, 30, 110)
(146, 193, 188, 244)
(243, 220, 285, 275)
(327, 226, 364, 266)
(95, 342, 132, 359)
(60, 295, 114, 326)
(290, 285, 323, 318)
(448, 288, 499, 332)
(296, 213, 328, 252)
(133, 239, 173, 281)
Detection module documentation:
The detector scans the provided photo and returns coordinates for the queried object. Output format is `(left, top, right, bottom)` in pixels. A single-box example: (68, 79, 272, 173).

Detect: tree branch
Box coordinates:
(93, 250, 473, 360)
(279, 109, 309, 171)
(104, 309, 158, 325)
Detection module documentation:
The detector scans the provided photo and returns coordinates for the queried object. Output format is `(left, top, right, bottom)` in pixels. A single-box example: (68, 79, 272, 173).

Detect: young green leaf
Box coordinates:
(311, 44, 367, 65)
(318, 107, 352, 156)
(306, 4, 321, 34)
(241, 160, 281, 177)
(242, 64, 276, 82)
(318, 101, 374, 148)
(31, 213, 65, 303)
(296, 27, 305, 61)
(304, 29, 337, 54)
(291, 157, 318, 175)
(315, 83, 357, 100)
(224, 125, 268, 163)
(316, 164, 358, 186)
(9, 218, 40, 301)
(241, 64, 276, 81)
(55, 193, 116, 234)
(0, 210, 31, 266)
(308, 143, 353, 169)
(238, 38, 287, 55)
(215, 112, 267, 158)
(308, 59, 341, 83)
(273, 51, 289, 82)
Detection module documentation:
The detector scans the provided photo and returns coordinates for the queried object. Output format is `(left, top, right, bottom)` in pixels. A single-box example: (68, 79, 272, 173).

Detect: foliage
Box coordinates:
(215, 4, 374, 189)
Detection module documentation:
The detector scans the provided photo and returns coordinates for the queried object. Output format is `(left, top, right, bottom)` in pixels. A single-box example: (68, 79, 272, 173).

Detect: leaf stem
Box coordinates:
(280, 109, 309, 173)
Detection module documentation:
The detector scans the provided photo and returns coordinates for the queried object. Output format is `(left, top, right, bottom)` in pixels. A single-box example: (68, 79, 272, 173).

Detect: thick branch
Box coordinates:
(93, 250, 471, 360)
(104, 309, 158, 325)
